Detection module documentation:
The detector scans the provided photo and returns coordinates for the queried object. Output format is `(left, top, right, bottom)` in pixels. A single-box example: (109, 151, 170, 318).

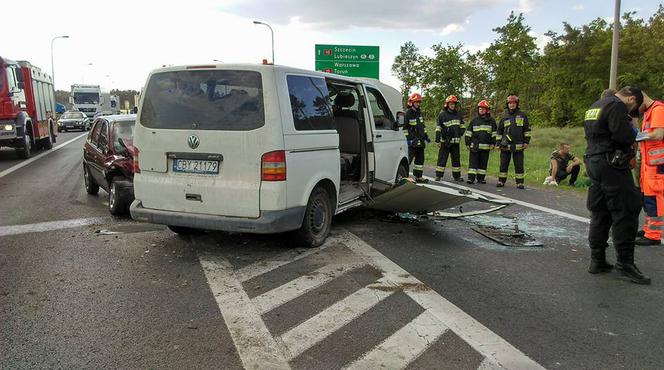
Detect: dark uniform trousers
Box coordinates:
(468, 150, 490, 182)
(409, 146, 425, 178)
(436, 144, 461, 179)
(499, 150, 525, 184)
(585, 155, 641, 263)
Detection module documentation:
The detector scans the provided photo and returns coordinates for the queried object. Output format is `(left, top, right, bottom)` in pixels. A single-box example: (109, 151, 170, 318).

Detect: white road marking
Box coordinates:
(344, 310, 448, 370)
(235, 239, 337, 282)
(198, 251, 290, 370)
(0, 133, 88, 179)
(252, 262, 364, 315)
(0, 217, 108, 237)
(340, 232, 544, 370)
(425, 175, 591, 224)
(280, 284, 395, 360)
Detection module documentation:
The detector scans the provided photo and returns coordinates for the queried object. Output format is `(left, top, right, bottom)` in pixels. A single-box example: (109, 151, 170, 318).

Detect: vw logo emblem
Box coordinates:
(188, 134, 200, 149)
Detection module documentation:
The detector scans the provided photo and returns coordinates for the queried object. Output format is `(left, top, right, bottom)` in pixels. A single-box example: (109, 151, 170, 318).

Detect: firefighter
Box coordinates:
(465, 100, 496, 184)
(404, 92, 429, 183)
(635, 91, 664, 246)
(435, 95, 465, 181)
(495, 95, 531, 189)
(584, 86, 649, 284)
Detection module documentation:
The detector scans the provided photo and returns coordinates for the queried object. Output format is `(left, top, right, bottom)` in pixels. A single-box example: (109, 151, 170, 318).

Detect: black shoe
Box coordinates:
(454, 177, 464, 182)
(415, 177, 429, 184)
(615, 262, 651, 285)
(466, 180, 475, 184)
(435, 177, 442, 181)
(588, 260, 614, 274)
(478, 180, 487, 184)
(636, 230, 645, 238)
(635, 236, 661, 246)
(516, 184, 525, 189)
(496, 182, 505, 188)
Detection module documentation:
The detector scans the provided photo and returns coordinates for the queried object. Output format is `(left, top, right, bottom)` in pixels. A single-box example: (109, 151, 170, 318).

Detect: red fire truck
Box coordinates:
(0, 56, 57, 158)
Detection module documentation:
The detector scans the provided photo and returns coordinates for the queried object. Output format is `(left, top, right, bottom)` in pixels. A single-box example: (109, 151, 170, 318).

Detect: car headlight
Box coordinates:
(3, 124, 13, 131)
(57, 121, 62, 126)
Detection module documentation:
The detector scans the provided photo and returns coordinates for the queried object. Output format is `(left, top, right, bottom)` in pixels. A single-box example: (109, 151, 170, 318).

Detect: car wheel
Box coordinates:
(167, 225, 203, 235)
(83, 164, 100, 195)
(293, 187, 333, 247)
(108, 178, 129, 215)
(16, 132, 32, 159)
(396, 162, 408, 184)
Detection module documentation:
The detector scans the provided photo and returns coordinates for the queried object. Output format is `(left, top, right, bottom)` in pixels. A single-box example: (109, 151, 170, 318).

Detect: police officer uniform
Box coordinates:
(584, 90, 650, 284)
(435, 96, 464, 181)
(495, 97, 531, 188)
(465, 101, 496, 184)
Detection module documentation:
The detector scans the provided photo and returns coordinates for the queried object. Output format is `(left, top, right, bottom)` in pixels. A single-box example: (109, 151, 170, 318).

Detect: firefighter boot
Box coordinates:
(588, 249, 613, 274)
(615, 262, 652, 285)
(635, 236, 661, 246)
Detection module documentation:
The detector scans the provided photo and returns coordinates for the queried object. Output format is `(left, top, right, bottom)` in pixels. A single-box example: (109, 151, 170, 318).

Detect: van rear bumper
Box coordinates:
(130, 200, 305, 234)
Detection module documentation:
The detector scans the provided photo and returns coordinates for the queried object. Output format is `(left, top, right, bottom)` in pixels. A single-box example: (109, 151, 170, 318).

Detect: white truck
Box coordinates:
(70, 84, 102, 119)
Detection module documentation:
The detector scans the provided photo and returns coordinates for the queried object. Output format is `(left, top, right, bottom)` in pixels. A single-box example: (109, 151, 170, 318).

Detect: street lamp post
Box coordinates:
(50, 35, 69, 89)
(609, 0, 620, 89)
(253, 21, 274, 64)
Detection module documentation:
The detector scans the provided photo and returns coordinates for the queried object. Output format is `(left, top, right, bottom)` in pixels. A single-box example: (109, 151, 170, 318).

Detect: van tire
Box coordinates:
(108, 178, 129, 215)
(293, 187, 333, 247)
(83, 164, 100, 195)
(167, 225, 203, 235)
(396, 162, 408, 184)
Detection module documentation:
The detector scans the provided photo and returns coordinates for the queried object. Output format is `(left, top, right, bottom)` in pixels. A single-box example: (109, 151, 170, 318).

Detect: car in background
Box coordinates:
(83, 114, 137, 215)
(58, 111, 90, 132)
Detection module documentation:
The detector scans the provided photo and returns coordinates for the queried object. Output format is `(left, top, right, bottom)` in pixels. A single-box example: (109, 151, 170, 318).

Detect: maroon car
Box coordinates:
(83, 114, 136, 215)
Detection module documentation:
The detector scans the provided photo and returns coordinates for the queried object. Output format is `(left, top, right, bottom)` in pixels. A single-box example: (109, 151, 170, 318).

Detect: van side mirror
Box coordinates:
(394, 111, 405, 130)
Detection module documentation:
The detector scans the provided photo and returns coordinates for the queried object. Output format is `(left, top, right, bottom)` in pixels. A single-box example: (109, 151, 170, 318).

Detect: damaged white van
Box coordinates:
(130, 63, 409, 246)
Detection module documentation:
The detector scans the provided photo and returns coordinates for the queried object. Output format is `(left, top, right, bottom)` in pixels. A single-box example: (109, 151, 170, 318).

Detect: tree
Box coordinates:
(419, 43, 467, 119)
(392, 41, 422, 105)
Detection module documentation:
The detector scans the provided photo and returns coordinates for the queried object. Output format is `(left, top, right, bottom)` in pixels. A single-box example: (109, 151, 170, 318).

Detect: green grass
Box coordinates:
(422, 123, 588, 189)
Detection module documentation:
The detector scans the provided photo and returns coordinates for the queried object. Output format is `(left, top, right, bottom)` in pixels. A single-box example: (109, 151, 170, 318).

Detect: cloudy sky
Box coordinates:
(3, 0, 659, 92)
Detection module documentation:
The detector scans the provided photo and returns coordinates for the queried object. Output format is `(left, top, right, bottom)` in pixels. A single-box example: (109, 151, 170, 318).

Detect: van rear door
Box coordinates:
(135, 68, 268, 218)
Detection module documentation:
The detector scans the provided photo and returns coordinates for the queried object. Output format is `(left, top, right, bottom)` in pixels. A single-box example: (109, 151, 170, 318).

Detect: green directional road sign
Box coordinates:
(315, 44, 379, 79)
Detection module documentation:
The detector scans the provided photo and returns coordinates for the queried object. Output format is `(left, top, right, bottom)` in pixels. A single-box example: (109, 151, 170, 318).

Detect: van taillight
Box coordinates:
(261, 150, 286, 181)
(133, 147, 141, 173)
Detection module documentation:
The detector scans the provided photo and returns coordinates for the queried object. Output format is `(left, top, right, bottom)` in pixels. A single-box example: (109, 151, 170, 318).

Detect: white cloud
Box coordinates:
(462, 42, 491, 54)
(572, 4, 584, 11)
(518, 0, 536, 13)
(528, 31, 551, 52)
(441, 23, 465, 36)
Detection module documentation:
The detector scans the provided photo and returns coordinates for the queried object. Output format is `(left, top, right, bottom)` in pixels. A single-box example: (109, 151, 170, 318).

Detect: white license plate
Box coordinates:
(172, 159, 219, 174)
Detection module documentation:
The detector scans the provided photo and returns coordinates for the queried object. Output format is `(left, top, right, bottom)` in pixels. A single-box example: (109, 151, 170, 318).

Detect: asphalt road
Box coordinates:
(1, 134, 663, 369)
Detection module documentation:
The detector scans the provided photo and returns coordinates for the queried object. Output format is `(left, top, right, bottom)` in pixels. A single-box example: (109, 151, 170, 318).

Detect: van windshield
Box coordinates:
(140, 70, 264, 131)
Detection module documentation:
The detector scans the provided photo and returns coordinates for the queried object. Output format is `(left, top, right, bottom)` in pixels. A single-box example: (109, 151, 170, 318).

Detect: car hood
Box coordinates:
(59, 118, 86, 123)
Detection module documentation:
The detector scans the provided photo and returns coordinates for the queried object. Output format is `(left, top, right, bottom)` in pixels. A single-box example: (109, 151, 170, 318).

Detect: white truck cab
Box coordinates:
(130, 63, 409, 246)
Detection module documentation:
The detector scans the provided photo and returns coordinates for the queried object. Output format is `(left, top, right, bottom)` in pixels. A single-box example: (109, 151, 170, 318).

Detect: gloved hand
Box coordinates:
(407, 139, 414, 146)
(424, 133, 431, 143)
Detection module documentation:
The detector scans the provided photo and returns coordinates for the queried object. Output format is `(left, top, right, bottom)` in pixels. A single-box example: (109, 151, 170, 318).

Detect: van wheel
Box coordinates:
(294, 187, 333, 247)
(396, 163, 408, 184)
(168, 225, 203, 235)
(83, 164, 99, 195)
(108, 178, 129, 215)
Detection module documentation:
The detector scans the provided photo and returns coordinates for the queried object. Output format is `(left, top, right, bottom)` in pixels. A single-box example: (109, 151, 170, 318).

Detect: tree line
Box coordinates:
(392, 5, 664, 126)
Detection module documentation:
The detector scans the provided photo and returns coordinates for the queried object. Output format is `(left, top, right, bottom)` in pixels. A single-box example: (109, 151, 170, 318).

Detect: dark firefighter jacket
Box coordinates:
(436, 109, 465, 146)
(465, 115, 497, 151)
(496, 109, 531, 152)
(404, 107, 427, 148)
(583, 95, 636, 157)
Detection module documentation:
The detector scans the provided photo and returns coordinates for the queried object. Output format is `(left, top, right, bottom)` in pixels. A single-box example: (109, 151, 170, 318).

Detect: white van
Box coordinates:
(130, 63, 409, 246)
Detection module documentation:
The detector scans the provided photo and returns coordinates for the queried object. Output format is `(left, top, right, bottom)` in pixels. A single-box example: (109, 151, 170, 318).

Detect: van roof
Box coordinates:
(149, 63, 396, 89)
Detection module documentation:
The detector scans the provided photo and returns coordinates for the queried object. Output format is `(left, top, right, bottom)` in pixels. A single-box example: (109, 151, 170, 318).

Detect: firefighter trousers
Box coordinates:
(642, 192, 664, 241)
(409, 146, 425, 178)
(499, 150, 524, 184)
(436, 144, 461, 179)
(585, 155, 641, 263)
(468, 150, 490, 182)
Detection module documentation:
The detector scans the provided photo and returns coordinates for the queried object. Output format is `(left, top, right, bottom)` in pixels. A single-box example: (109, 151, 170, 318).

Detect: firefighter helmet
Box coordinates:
(408, 92, 423, 104)
(506, 95, 519, 109)
(478, 100, 490, 109)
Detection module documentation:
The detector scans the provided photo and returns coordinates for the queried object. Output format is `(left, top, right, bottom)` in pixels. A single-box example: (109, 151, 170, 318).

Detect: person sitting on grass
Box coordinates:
(544, 143, 582, 186)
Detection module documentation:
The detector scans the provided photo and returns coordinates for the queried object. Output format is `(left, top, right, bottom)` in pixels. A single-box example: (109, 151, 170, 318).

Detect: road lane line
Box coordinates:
(0, 133, 87, 179)
(235, 238, 337, 282)
(0, 217, 108, 237)
(198, 251, 291, 370)
(340, 231, 544, 370)
(252, 262, 364, 315)
(344, 311, 448, 370)
(424, 175, 591, 224)
(279, 285, 395, 360)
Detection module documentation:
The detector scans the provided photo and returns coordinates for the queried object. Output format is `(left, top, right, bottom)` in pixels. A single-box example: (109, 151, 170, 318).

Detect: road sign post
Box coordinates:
(315, 44, 379, 79)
